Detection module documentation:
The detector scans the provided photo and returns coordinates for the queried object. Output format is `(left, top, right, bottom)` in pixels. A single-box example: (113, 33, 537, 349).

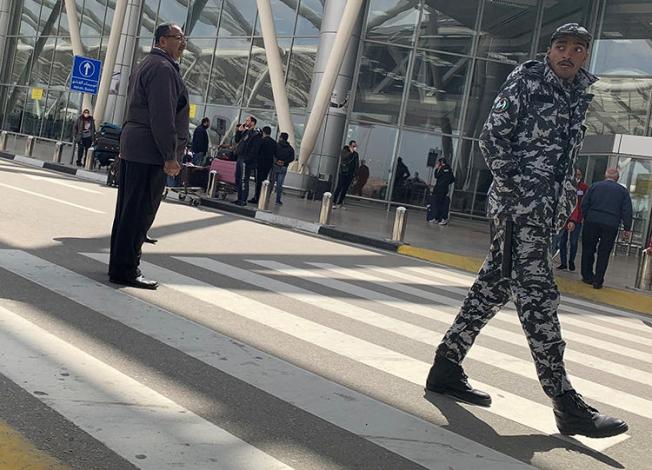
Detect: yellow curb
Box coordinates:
(0, 419, 69, 469)
(398, 245, 652, 317)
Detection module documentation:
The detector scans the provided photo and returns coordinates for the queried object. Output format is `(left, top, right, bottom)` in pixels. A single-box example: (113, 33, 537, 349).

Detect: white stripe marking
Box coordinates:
(359, 265, 652, 348)
(0, 305, 292, 470)
(94, 254, 624, 452)
(309, 262, 652, 364)
(26, 174, 102, 193)
(179, 257, 652, 420)
(0, 250, 529, 470)
(0, 182, 104, 214)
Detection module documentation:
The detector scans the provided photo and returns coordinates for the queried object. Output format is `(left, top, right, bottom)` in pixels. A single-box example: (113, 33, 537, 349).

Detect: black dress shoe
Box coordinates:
(556, 264, 567, 270)
(581, 278, 593, 285)
(110, 275, 159, 290)
(425, 355, 492, 407)
(553, 391, 628, 438)
(248, 198, 258, 203)
(232, 200, 247, 206)
(144, 235, 158, 244)
(592, 282, 603, 289)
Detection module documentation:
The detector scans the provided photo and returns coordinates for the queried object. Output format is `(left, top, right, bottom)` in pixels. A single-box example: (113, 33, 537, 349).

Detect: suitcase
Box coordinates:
(106, 158, 120, 187)
(94, 122, 121, 154)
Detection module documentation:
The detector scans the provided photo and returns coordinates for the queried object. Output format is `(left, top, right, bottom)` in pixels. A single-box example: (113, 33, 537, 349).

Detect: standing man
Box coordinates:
(333, 140, 360, 209)
(109, 23, 188, 289)
(233, 115, 262, 206)
(271, 132, 295, 205)
(191, 117, 210, 165)
(428, 157, 455, 225)
(580, 168, 633, 289)
(250, 126, 276, 204)
(425, 24, 627, 438)
(557, 168, 589, 271)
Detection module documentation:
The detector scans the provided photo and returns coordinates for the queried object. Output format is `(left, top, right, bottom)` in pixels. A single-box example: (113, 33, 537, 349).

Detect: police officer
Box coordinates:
(425, 24, 628, 438)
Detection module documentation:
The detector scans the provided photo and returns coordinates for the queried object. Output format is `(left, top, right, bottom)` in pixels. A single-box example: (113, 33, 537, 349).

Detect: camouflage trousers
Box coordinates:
(436, 221, 575, 398)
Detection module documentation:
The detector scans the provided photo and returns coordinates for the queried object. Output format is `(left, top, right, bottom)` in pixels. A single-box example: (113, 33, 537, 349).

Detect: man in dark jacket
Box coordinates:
(333, 140, 360, 208)
(191, 117, 210, 165)
(428, 157, 455, 225)
(580, 168, 633, 288)
(425, 24, 627, 439)
(72, 109, 96, 166)
(109, 23, 188, 289)
(249, 126, 276, 204)
(233, 115, 262, 206)
(271, 132, 294, 205)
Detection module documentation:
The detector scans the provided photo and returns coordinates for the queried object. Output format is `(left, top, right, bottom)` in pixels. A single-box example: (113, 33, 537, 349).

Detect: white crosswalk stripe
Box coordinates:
(0, 249, 531, 470)
(1, 248, 649, 465)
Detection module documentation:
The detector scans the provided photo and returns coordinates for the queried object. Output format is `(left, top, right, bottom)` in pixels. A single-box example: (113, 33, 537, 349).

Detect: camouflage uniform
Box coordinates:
(436, 58, 598, 398)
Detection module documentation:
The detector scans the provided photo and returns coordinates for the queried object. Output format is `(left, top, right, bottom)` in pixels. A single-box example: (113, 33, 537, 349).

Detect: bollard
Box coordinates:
(84, 147, 95, 170)
(391, 206, 408, 242)
(207, 170, 218, 198)
(319, 192, 333, 225)
(25, 135, 35, 156)
(52, 141, 64, 162)
(257, 180, 271, 211)
(0, 131, 7, 151)
(635, 251, 652, 290)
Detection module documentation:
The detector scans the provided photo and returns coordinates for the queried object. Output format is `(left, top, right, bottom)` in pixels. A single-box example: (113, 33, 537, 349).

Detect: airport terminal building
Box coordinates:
(0, 0, 651, 246)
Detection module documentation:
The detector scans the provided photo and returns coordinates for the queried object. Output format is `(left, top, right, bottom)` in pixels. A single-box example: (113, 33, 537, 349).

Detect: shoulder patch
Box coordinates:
(493, 96, 510, 113)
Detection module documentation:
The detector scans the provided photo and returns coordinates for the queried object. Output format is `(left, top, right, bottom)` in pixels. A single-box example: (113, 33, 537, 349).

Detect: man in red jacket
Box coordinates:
(557, 168, 589, 271)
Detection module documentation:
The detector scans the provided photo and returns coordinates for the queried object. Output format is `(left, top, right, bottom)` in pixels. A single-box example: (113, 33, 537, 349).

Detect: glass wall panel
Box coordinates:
(295, 0, 323, 36)
(19, 1, 40, 36)
(10, 37, 35, 85)
(60, 91, 80, 141)
(140, 0, 160, 37)
(30, 37, 56, 87)
(617, 156, 652, 247)
(207, 37, 250, 105)
(187, 0, 222, 37)
(40, 89, 67, 139)
(537, 0, 596, 55)
(181, 38, 216, 99)
(477, 0, 538, 64)
(204, 104, 240, 145)
(49, 37, 73, 87)
(219, 0, 258, 37)
(365, 0, 420, 46)
(346, 122, 398, 200)
(80, 0, 109, 36)
(4, 86, 27, 131)
(286, 37, 319, 109)
(80, 37, 102, 59)
(450, 139, 491, 217)
(244, 38, 291, 109)
(417, 0, 478, 56)
(392, 130, 457, 205)
(157, 0, 188, 25)
(403, 50, 469, 134)
(352, 42, 410, 125)
(38, 0, 63, 36)
(463, 58, 514, 138)
(21, 85, 43, 135)
(585, 78, 652, 136)
(268, 0, 297, 36)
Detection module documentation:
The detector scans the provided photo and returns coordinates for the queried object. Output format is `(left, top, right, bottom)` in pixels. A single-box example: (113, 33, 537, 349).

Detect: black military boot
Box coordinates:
(553, 391, 628, 438)
(425, 355, 491, 407)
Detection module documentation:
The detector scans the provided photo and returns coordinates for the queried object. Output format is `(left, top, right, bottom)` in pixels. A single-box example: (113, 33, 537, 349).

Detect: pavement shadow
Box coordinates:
(423, 392, 625, 469)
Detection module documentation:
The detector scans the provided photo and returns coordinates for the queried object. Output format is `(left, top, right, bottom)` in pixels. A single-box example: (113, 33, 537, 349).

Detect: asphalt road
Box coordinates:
(0, 158, 651, 470)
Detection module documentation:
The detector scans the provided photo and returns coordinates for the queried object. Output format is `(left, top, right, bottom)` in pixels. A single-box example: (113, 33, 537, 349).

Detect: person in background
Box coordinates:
(556, 168, 589, 271)
(250, 126, 276, 204)
(73, 109, 96, 166)
(271, 132, 294, 205)
(428, 157, 456, 225)
(333, 141, 360, 209)
(233, 115, 262, 206)
(350, 159, 370, 196)
(580, 168, 633, 289)
(191, 117, 210, 165)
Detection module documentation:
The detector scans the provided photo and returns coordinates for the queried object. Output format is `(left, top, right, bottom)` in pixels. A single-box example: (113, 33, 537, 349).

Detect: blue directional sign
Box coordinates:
(71, 55, 102, 95)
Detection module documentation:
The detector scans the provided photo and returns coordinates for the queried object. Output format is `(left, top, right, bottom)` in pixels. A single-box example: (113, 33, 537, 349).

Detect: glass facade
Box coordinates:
(0, 0, 651, 225)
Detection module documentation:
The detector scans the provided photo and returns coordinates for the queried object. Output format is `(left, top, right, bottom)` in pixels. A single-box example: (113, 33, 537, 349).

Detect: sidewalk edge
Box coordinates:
(398, 245, 652, 317)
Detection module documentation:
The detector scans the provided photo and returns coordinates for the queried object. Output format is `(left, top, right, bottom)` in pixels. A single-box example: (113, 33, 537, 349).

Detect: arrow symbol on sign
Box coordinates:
(83, 62, 92, 76)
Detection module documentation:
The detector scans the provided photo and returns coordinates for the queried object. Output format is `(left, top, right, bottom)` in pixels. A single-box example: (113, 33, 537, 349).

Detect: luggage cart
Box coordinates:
(208, 159, 238, 200)
(163, 163, 209, 206)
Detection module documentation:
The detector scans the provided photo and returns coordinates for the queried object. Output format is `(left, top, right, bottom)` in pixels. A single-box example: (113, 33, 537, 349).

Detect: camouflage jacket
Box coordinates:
(480, 59, 598, 232)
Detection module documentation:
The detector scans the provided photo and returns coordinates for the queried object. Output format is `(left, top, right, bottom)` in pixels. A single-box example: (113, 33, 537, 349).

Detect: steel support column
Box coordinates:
(93, 0, 129, 124)
(64, 0, 92, 112)
(256, 0, 295, 147)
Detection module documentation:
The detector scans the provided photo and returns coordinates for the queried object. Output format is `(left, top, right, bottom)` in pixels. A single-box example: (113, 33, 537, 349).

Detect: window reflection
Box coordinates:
(157, 0, 188, 26)
(244, 38, 291, 109)
(207, 38, 250, 105)
(346, 122, 398, 200)
(404, 50, 469, 134)
(450, 139, 491, 217)
(286, 37, 318, 109)
(294, 0, 322, 36)
(366, 0, 420, 46)
(220, 0, 258, 37)
(181, 38, 217, 98)
(353, 42, 410, 125)
(586, 78, 652, 136)
(187, 0, 222, 37)
(537, 0, 596, 55)
(19, 1, 40, 36)
(418, 0, 477, 56)
(478, 0, 537, 64)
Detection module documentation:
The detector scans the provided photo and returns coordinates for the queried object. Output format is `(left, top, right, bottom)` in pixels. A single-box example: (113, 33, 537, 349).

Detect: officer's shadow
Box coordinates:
(423, 392, 624, 468)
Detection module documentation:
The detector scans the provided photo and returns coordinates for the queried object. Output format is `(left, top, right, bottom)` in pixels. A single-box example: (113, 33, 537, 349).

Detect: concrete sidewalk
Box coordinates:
(2, 149, 650, 316)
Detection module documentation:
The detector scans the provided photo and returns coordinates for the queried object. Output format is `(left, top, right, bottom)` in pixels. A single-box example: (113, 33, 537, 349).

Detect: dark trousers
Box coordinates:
(253, 162, 273, 202)
(76, 137, 92, 164)
(431, 192, 450, 221)
(559, 223, 582, 266)
(236, 160, 255, 203)
(109, 160, 166, 280)
(333, 173, 354, 205)
(581, 221, 619, 285)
